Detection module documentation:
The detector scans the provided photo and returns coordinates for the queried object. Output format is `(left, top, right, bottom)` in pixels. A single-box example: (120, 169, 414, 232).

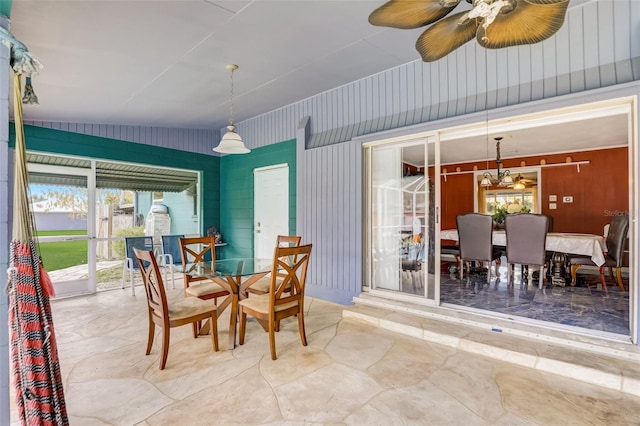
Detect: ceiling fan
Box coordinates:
(368, 0, 570, 62)
(512, 173, 536, 189)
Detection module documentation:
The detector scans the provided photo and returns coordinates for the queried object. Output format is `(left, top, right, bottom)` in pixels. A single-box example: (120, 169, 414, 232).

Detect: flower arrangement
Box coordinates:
(491, 200, 530, 224)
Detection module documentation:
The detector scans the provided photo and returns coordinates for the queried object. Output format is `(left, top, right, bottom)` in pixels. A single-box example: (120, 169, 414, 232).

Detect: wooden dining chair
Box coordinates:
(238, 243, 312, 360)
(179, 236, 230, 336)
(247, 235, 302, 296)
(179, 236, 230, 301)
(456, 213, 502, 284)
(133, 248, 219, 370)
(505, 213, 549, 289)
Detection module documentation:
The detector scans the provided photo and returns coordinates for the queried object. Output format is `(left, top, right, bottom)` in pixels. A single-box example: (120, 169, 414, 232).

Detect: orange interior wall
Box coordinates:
(437, 147, 628, 235)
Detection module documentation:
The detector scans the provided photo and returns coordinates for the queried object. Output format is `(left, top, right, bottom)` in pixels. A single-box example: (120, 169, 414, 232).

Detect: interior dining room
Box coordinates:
(365, 96, 633, 340)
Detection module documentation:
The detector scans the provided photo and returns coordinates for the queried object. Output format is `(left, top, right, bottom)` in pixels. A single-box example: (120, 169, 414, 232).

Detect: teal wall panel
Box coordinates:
(11, 125, 221, 236)
(220, 139, 296, 259)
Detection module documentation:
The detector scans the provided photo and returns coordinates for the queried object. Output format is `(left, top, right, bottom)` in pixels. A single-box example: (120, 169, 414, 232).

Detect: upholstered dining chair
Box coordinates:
(133, 248, 219, 370)
(247, 235, 302, 296)
(505, 213, 550, 289)
(569, 214, 629, 291)
(238, 243, 312, 360)
(456, 213, 502, 284)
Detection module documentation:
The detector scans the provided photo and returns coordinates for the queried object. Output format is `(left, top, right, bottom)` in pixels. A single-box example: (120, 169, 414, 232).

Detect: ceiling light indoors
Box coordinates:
(513, 174, 526, 190)
(213, 64, 250, 154)
(480, 136, 513, 187)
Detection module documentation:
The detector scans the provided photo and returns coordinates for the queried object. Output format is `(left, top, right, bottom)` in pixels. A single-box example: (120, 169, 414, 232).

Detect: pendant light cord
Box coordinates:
(229, 67, 235, 126)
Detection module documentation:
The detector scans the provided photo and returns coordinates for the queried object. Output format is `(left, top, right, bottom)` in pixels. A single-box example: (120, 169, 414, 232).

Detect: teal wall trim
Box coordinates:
(0, 0, 12, 18)
(11, 124, 221, 235)
(220, 139, 296, 259)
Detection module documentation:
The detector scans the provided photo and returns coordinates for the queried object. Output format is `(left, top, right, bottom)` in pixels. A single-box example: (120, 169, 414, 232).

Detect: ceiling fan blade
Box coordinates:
(415, 11, 478, 62)
(477, 0, 570, 49)
(369, 0, 461, 29)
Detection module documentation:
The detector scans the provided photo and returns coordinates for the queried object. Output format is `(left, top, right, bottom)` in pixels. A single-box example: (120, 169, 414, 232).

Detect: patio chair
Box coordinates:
(133, 247, 218, 370)
(238, 243, 312, 360)
(456, 213, 502, 284)
(158, 234, 184, 289)
(569, 214, 629, 291)
(505, 213, 549, 289)
(247, 235, 302, 295)
(122, 236, 154, 296)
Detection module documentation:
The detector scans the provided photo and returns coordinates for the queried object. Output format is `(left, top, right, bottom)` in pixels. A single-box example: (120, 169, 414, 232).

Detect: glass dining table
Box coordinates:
(177, 258, 273, 350)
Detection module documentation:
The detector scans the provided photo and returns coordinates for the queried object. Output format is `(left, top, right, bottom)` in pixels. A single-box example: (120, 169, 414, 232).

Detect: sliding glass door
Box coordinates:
(366, 138, 437, 302)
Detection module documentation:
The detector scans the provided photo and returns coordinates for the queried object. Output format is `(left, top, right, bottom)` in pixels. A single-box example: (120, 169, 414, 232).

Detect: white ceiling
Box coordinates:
(9, 0, 428, 130)
(8, 0, 625, 161)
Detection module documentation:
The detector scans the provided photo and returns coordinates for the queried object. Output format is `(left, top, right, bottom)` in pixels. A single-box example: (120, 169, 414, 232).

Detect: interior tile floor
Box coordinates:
(435, 259, 629, 336)
(10, 287, 640, 425)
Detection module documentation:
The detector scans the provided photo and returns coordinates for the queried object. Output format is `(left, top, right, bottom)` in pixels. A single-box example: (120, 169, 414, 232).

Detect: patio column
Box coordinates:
(0, 14, 12, 426)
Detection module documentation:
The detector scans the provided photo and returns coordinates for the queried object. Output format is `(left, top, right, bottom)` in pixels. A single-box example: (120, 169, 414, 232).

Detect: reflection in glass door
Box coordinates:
(28, 163, 95, 298)
(366, 139, 435, 301)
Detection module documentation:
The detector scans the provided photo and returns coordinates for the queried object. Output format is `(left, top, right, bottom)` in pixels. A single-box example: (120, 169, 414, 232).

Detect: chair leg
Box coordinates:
(459, 258, 464, 280)
(608, 266, 615, 282)
(507, 263, 511, 283)
(616, 267, 625, 291)
(192, 322, 198, 339)
(209, 313, 219, 352)
(570, 264, 581, 286)
(599, 266, 608, 292)
(298, 310, 308, 347)
(538, 265, 544, 289)
(159, 326, 170, 370)
(146, 318, 155, 355)
(269, 317, 277, 360)
(130, 268, 135, 296)
(238, 307, 246, 345)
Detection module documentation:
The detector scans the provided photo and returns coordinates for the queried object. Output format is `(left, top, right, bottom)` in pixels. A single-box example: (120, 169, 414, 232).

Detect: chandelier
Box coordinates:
(480, 137, 513, 187)
(213, 64, 250, 154)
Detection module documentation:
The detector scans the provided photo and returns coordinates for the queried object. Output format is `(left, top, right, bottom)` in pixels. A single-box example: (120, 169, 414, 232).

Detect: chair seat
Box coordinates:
(166, 297, 216, 321)
(239, 293, 298, 314)
(248, 275, 286, 294)
(569, 254, 615, 267)
(185, 280, 228, 298)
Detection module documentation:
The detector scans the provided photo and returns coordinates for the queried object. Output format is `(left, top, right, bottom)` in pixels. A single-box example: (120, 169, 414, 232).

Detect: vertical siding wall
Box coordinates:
(297, 138, 362, 305)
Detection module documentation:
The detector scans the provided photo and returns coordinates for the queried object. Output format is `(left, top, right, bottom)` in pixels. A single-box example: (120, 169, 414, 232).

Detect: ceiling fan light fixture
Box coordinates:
(513, 180, 525, 190)
(213, 64, 250, 155)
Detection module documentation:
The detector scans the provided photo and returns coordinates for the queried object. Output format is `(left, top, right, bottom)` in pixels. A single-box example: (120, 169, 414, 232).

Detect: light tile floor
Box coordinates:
(10, 288, 640, 425)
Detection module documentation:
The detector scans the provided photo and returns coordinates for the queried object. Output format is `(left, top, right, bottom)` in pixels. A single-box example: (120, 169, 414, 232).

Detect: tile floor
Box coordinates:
(9, 287, 640, 425)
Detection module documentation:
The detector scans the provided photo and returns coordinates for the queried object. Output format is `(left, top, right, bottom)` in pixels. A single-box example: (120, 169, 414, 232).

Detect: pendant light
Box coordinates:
(213, 64, 250, 154)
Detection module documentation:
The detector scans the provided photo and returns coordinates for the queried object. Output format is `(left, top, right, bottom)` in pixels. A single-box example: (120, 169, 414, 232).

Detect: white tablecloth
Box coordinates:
(440, 230, 606, 266)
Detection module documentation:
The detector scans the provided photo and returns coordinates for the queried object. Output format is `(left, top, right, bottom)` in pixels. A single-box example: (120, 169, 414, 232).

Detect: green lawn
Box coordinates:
(36, 230, 88, 272)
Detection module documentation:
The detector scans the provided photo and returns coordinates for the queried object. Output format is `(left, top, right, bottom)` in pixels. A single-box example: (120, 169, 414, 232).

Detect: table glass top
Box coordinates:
(178, 258, 273, 278)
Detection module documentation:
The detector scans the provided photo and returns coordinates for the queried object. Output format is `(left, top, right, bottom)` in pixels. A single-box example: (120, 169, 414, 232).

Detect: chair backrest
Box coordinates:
(276, 235, 302, 248)
(545, 215, 554, 233)
(125, 236, 154, 270)
(162, 234, 185, 264)
(456, 213, 494, 262)
(179, 236, 217, 264)
(133, 248, 168, 321)
(505, 213, 549, 265)
(605, 214, 629, 266)
(269, 244, 312, 312)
